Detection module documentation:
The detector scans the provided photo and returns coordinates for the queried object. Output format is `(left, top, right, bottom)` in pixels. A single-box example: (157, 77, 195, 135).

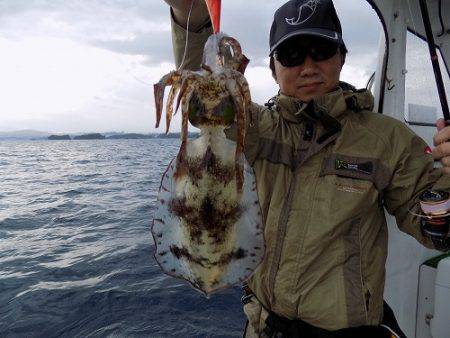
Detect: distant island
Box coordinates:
(73, 133, 106, 140)
(48, 132, 200, 140)
(107, 133, 154, 140)
(48, 135, 71, 140)
(0, 130, 200, 141)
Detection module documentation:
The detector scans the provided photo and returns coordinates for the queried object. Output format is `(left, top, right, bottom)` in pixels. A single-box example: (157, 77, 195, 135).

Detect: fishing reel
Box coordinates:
(418, 190, 450, 251)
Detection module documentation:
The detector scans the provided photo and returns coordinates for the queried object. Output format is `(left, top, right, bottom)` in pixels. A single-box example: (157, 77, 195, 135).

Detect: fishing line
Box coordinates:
(408, 207, 450, 219)
(118, 56, 152, 86)
(380, 325, 401, 338)
(122, 0, 194, 85)
(111, 1, 196, 86)
(178, 0, 195, 70)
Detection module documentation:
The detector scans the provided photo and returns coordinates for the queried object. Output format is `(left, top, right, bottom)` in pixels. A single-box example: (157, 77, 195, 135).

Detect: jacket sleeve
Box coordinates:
(170, 10, 213, 70)
(383, 122, 450, 249)
(224, 103, 265, 166)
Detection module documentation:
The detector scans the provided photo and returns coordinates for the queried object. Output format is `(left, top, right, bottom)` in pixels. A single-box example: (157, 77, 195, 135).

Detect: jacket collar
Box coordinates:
(273, 84, 375, 123)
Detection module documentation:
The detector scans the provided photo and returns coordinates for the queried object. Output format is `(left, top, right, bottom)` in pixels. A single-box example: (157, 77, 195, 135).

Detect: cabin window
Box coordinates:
(405, 31, 450, 126)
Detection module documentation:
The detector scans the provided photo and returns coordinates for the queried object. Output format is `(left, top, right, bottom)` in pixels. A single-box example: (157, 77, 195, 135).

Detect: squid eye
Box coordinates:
(212, 96, 236, 124)
(188, 93, 206, 124)
(222, 100, 236, 125)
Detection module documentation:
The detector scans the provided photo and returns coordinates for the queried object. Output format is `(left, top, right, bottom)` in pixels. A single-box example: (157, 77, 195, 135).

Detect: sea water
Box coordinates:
(0, 139, 244, 337)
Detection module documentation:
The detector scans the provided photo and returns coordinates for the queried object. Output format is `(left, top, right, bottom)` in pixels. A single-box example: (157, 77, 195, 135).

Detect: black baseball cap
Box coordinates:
(269, 0, 344, 55)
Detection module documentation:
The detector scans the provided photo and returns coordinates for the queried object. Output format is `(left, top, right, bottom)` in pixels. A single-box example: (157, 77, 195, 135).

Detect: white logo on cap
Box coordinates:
(285, 0, 320, 25)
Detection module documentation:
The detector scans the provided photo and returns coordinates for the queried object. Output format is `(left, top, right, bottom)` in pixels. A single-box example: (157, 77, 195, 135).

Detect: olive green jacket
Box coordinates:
(170, 17, 450, 330)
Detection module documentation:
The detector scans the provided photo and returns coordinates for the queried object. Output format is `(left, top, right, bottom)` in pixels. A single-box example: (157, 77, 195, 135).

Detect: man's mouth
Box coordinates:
(299, 82, 323, 89)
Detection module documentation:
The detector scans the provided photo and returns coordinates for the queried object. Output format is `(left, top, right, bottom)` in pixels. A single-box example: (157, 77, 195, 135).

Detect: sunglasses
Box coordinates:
(273, 38, 340, 67)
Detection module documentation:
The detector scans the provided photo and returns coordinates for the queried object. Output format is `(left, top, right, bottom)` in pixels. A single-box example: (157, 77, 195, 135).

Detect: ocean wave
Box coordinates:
(0, 139, 244, 337)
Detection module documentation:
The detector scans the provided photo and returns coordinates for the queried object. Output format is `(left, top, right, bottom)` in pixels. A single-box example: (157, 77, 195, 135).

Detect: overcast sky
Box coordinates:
(0, 0, 384, 133)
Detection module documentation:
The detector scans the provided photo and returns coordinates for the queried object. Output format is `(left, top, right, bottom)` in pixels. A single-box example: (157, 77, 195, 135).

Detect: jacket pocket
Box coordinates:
(320, 153, 391, 192)
(319, 154, 385, 218)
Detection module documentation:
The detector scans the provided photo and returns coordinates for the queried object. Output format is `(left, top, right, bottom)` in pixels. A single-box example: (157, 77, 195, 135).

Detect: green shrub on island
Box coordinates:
(48, 135, 71, 140)
(73, 133, 106, 140)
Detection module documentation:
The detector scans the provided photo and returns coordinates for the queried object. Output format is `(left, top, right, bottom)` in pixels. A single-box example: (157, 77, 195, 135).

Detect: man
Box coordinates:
(162, 0, 450, 337)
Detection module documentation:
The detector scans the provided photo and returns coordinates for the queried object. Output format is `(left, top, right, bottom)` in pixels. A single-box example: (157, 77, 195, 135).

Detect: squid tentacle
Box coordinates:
(220, 37, 243, 58)
(225, 79, 246, 194)
(165, 83, 180, 133)
(154, 35, 251, 194)
(235, 72, 253, 127)
(219, 37, 249, 74)
(174, 84, 196, 180)
(153, 71, 181, 128)
(175, 73, 201, 117)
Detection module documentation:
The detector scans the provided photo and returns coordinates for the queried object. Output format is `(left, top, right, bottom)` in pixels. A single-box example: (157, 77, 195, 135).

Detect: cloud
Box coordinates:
(0, 35, 170, 132)
(92, 34, 173, 65)
(0, 0, 384, 67)
(0, 0, 386, 133)
(0, 1, 173, 62)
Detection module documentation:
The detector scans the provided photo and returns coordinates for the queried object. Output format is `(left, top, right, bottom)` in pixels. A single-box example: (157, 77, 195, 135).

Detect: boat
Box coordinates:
(367, 1, 450, 337)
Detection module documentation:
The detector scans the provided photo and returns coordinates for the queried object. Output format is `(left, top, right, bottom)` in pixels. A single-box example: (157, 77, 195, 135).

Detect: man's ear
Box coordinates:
(340, 50, 346, 68)
(270, 56, 278, 83)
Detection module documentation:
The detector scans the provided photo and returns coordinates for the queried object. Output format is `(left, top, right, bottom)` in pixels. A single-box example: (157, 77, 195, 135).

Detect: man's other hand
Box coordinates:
(433, 118, 450, 174)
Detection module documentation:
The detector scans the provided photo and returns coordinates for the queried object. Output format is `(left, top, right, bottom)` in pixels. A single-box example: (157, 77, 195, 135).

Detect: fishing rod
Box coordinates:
(415, 0, 450, 250)
(205, 0, 221, 33)
(419, 0, 450, 124)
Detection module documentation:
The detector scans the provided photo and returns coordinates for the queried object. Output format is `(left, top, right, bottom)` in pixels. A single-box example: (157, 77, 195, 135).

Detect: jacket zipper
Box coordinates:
(268, 171, 299, 304)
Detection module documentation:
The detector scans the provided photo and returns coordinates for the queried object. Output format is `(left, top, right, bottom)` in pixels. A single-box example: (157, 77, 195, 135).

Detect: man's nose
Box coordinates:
(300, 54, 317, 76)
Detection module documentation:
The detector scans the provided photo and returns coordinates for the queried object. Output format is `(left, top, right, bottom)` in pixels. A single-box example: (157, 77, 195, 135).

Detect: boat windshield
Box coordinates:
(405, 31, 450, 125)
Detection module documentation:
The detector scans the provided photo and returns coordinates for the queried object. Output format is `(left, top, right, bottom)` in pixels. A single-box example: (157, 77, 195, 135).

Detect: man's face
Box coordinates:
(273, 36, 343, 102)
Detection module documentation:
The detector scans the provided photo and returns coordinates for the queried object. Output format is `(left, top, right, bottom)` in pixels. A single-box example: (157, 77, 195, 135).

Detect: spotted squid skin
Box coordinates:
(152, 130, 264, 296)
(151, 33, 264, 296)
